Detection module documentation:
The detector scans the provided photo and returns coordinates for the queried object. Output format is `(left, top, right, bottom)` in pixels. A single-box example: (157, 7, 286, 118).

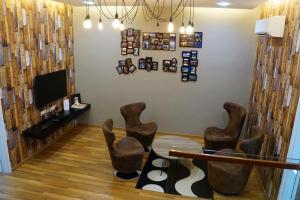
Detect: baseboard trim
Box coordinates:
(78, 123, 204, 138)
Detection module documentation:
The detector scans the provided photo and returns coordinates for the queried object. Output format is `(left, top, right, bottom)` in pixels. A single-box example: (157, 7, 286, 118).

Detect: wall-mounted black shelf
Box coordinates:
(23, 104, 91, 139)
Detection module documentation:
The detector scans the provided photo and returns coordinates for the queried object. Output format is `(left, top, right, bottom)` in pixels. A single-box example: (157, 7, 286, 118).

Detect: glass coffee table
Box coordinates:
(152, 135, 203, 160)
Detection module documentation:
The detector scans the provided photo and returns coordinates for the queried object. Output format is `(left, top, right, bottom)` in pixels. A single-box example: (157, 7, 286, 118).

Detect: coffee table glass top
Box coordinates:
(152, 135, 203, 159)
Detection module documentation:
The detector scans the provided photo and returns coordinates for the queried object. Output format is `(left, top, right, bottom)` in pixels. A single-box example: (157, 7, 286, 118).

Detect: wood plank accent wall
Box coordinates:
(246, 0, 300, 199)
(0, 0, 74, 169)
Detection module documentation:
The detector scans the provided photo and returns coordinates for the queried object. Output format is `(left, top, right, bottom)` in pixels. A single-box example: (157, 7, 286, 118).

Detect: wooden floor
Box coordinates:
(0, 125, 266, 200)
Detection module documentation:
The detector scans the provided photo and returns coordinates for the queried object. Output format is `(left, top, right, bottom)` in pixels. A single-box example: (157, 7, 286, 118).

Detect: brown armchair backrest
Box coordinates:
(120, 102, 146, 127)
(223, 102, 247, 138)
(102, 119, 116, 157)
(239, 126, 264, 158)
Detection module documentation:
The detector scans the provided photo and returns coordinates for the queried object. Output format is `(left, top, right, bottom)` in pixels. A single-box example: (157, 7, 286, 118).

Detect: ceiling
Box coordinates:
(53, 0, 267, 9)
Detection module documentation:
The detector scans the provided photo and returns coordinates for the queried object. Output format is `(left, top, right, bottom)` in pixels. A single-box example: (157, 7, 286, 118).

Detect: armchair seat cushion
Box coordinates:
(115, 137, 144, 157)
(102, 119, 145, 174)
(204, 127, 233, 141)
(204, 102, 247, 150)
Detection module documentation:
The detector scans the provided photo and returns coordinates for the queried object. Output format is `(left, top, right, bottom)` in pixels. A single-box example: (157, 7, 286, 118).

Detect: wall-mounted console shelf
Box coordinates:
(23, 104, 91, 139)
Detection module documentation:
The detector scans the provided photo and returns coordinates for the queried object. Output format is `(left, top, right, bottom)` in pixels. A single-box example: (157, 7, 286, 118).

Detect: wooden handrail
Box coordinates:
(169, 150, 300, 170)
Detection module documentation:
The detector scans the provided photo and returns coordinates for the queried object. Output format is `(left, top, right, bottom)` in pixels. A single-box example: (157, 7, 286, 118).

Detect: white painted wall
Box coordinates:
(0, 89, 12, 174)
(73, 6, 259, 134)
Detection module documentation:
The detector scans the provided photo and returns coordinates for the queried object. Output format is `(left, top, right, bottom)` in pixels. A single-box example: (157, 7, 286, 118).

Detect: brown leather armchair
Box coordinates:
(207, 126, 264, 196)
(120, 102, 157, 150)
(102, 119, 145, 179)
(204, 102, 247, 150)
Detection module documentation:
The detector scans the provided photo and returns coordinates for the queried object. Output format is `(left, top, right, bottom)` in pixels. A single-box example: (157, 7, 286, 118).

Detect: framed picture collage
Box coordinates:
(181, 50, 198, 82)
(142, 32, 176, 51)
(121, 28, 141, 56)
(118, 29, 203, 82)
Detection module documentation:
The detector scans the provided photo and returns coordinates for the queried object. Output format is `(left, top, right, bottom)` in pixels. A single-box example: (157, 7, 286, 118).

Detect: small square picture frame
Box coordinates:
(121, 48, 127, 55)
(146, 57, 153, 63)
(183, 58, 189, 66)
(163, 60, 171, 67)
(133, 48, 139, 56)
(182, 51, 191, 58)
(152, 62, 158, 70)
(129, 65, 137, 73)
(123, 66, 129, 74)
(181, 73, 189, 82)
(71, 93, 82, 105)
(127, 48, 134, 54)
(139, 58, 146, 69)
(181, 66, 191, 73)
(188, 74, 197, 81)
(168, 66, 177, 73)
(121, 42, 128, 48)
(116, 66, 123, 74)
(127, 28, 134, 36)
(190, 66, 197, 74)
(190, 59, 198, 67)
(146, 63, 153, 71)
(119, 60, 126, 66)
(171, 58, 177, 65)
(125, 58, 132, 66)
(191, 50, 198, 59)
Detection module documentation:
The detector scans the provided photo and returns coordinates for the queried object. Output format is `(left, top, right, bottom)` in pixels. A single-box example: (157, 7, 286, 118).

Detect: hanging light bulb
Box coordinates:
(119, 20, 125, 31)
(186, 20, 193, 35)
(112, 13, 120, 29)
(98, 18, 103, 30)
(191, 21, 194, 33)
(167, 18, 174, 33)
(179, 22, 185, 34)
(83, 14, 92, 29)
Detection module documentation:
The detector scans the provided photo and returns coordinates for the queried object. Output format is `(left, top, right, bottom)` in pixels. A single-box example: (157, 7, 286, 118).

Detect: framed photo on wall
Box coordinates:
(139, 57, 158, 72)
(120, 28, 141, 56)
(163, 58, 178, 73)
(179, 32, 203, 48)
(181, 50, 199, 82)
(142, 32, 176, 51)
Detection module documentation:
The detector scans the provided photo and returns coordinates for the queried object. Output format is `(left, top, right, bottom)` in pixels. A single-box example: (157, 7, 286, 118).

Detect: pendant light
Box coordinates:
(167, 0, 174, 33)
(156, 0, 160, 32)
(112, 0, 120, 29)
(185, 0, 194, 34)
(186, 20, 193, 34)
(83, 1, 92, 29)
(119, 21, 125, 31)
(179, 2, 185, 34)
(98, 18, 103, 30)
(119, 0, 125, 31)
(168, 19, 174, 33)
(179, 23, 185, 34)
(98, 0, 103, 30)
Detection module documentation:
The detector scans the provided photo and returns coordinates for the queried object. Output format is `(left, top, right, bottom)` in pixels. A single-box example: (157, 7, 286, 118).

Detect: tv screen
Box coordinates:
(35, 70, 67, 109)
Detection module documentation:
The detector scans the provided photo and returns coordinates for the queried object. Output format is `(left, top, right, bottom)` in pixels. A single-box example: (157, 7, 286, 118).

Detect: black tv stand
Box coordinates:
(23, 104, 91, 139)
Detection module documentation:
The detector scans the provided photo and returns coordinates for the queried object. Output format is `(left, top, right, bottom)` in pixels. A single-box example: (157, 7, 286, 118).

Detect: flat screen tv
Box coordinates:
(34, 70, 67, 109)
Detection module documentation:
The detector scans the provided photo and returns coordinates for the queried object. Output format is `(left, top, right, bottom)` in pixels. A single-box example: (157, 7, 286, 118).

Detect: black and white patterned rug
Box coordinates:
(136, 151, 213, 199)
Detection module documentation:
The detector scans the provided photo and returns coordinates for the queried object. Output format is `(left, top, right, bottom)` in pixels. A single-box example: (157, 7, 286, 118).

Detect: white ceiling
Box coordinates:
(53, 0, 267, 9)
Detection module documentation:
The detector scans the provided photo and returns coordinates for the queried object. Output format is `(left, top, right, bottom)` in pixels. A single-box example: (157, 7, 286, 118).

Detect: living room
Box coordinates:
(0, 0, 299, 199)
